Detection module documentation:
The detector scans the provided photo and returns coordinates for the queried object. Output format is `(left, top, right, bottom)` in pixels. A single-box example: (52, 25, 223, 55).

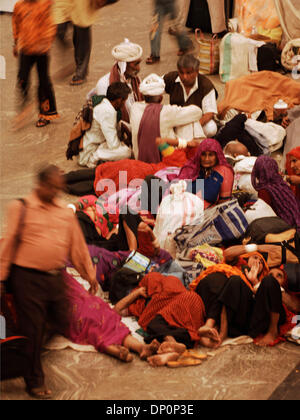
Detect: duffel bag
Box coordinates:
(174, 199, 249, 251)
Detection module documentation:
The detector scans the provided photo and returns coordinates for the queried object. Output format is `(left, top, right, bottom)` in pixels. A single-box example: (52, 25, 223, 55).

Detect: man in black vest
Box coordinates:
(163, 54, 219, 138)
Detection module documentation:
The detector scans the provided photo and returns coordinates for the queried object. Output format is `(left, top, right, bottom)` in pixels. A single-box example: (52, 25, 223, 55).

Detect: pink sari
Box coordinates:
(63, 271, 130, 352)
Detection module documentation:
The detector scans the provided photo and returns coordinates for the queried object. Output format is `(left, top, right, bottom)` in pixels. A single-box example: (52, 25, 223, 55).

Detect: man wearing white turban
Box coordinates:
(87, 39, 143, 123)
(130, 73, 203, 163)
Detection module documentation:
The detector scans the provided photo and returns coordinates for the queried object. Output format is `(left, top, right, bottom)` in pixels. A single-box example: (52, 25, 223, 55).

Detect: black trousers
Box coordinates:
(57, 22, 91, 79)
(196, 273, 286, 338)
(146, 315, 194, 348)
(64, 168, 96, 195)
(10, 265, 70, 389)
(249, 275, 286, 338)
(17, 53, 58, 118)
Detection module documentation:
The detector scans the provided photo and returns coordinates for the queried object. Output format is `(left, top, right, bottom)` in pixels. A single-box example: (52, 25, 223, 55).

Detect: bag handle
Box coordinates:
(195, 28, 204, 44)
(195, 29, 218, 44)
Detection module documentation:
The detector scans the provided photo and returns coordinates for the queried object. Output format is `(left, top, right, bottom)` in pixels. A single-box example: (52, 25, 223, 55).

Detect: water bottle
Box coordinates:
(273, 99, 288, 124)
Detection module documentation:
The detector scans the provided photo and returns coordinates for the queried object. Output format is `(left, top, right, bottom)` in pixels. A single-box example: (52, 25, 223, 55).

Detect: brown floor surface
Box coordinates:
(0, 0, 299, 401)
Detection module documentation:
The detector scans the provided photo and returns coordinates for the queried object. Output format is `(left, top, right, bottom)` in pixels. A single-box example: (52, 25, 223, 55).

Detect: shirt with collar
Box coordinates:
(0, 191, 95, 282)
(174, 75, 218, 114)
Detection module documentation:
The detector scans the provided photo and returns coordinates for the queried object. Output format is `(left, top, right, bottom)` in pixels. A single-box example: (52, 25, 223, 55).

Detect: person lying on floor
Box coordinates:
(190, 252, 290, 346)
(70, 195, 160, 253)
(144, 138, 234, 213)
(78, 82, 132, 168)
(114, 272, 222, 366)
(62, 270, 160, 363)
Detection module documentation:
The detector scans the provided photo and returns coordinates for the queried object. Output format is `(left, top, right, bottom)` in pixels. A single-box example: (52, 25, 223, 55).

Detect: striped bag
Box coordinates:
(173, 199, 249, 251)
(195, 29, 220, 75)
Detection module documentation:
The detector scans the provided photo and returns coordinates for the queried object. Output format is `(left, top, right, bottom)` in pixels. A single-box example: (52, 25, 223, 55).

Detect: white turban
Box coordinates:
(111, 38, 143, 63)
(139, 73, 165, 96)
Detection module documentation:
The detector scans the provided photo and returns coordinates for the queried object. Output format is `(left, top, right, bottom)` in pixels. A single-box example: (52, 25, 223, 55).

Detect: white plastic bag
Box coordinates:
(153, 181, 204, 249)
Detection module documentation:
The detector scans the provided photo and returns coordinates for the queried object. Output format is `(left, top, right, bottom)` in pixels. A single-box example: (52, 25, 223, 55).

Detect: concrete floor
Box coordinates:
(0, 0, 299, 401)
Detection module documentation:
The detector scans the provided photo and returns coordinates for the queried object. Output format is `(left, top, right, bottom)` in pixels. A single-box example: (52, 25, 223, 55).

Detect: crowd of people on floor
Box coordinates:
(1, 0, 300, 400)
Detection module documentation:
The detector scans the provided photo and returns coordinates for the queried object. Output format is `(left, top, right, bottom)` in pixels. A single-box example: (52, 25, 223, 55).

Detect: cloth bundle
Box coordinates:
(244, 199, 277, 224)
(281, 38, 300, 71)
(244, 119, 286, 154)
(235, 0, 280, 36)
(232, 156, 258, 196)
(219, 33, 265, 83)
(188, 244, 224, 268)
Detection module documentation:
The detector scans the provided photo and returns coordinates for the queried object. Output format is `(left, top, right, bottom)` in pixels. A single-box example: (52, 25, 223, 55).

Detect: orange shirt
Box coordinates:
(12, 0, 57, 55)
(0, 192, 95, 283)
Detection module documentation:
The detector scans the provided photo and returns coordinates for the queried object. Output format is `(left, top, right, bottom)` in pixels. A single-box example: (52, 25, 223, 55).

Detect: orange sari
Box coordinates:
(189, 252, 269, 293)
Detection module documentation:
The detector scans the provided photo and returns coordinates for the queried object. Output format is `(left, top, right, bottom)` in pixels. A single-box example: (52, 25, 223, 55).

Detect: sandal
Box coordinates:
(182, 350, 208, 360)
(167, 357, 202, 368)
(36, 118, 50, 128)
(146, 55, 160, 65)
(26, 386, 52, 399)
(70, 75, 86, 85)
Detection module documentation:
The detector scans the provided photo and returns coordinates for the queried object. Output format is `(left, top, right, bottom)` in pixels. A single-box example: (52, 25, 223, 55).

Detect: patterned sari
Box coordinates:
(63, 270, 130, 352)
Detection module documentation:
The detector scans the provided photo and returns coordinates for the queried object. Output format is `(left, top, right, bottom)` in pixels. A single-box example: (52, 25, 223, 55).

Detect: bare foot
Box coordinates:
(199, 336, 220, 349)
(198, 326, 221, 347)
(255, 332, 278, 347)
(140, 339, 160, 360)
(106, 345, 133, 362)
(157, 341, 186, 355)
(147, 352, 179, 367)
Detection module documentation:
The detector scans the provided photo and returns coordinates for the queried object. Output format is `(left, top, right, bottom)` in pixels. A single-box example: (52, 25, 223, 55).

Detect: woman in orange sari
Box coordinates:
(190, 251, 287, 346)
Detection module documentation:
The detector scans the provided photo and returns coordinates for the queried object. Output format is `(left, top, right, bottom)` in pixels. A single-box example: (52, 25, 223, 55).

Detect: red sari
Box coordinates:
(286, 147, 300, 202)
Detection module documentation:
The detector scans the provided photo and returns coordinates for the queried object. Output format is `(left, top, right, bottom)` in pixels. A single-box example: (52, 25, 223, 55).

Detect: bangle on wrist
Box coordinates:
(245, 244, 258, 253)
(177, 138, 188, 149)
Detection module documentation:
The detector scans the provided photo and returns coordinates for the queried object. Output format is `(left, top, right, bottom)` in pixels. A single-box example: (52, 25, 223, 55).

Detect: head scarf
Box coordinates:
(109, 39, 143, 123)
(237, 252, 269, 282)
(286, 147, 300, 201)
(139, 73, 165, 96)
(170, 138, 233, 182)
(251, 155, 300, 231)
(189, 252, 269, 293)
(111, 38, 143, 63)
